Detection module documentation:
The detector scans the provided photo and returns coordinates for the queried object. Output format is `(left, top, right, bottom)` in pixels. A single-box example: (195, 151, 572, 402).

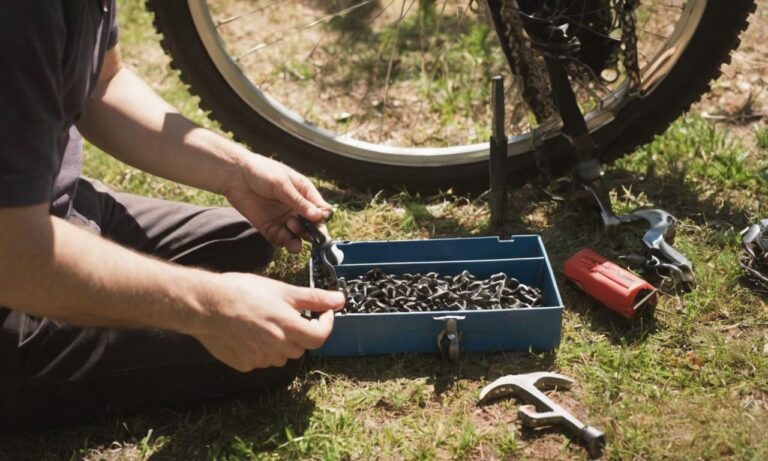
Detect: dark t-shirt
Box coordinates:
(0, 0, 118, 217)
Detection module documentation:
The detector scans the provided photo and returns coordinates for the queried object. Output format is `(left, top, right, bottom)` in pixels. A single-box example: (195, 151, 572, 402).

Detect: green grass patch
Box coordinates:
(3, 1, 767, 460)
(617, 115, 767, 193)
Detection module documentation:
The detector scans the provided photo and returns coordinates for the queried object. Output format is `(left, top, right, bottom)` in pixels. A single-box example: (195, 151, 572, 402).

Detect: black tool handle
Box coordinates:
(298, 216, 328, 246)
(489, 76, 507, 226)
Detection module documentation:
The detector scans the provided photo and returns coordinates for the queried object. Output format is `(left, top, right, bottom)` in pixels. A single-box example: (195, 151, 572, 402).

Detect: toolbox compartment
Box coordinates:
(310, 236, 563, 357)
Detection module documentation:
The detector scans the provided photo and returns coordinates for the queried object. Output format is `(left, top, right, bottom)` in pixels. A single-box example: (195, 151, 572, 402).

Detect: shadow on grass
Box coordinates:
(0, 388, 316, 460)
(309, 350, 556, 397)
(738, 275, 768, 300)
(278, 0, 491, 104)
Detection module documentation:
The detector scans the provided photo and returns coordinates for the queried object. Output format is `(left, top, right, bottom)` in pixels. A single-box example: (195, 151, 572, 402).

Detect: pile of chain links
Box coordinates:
(336, 269, 543, 314)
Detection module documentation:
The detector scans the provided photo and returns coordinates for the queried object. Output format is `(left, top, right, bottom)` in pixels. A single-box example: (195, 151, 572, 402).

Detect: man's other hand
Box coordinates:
(222, 153, 332, 253)
(191, 273, 345, 372)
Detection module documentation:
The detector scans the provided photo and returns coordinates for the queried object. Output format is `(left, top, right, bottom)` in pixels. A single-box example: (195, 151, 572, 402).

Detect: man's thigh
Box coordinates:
(71, 177, 275, 271)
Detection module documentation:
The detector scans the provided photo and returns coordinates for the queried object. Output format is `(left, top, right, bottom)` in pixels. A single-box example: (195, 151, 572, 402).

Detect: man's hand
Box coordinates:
(193, 273, 345, 371)
(222, 152, 333, 253)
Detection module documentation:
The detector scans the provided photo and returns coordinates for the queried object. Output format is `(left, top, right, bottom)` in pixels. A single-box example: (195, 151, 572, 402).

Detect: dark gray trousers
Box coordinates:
(0, 179, 302, 432)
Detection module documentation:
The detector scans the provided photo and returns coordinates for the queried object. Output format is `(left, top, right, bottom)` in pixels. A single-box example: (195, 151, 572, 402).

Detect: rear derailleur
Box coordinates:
(486, 0, 694, 288)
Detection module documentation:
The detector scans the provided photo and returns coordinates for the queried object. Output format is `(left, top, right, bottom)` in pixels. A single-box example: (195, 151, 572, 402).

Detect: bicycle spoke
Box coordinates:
(203, 0, 694, 150)
(303, 1, 396, 132)
(378, 0, 418, 141)
(216, 0, 285, 28)
(341, 1, 399, 138)
(234, 0, 379, 61)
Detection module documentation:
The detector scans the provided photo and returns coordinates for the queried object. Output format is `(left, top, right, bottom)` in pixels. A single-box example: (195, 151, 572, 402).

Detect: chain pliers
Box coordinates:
(299, 217, 341, 290)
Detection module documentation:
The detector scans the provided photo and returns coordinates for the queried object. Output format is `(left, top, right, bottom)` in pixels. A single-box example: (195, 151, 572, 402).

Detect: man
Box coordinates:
(0, 1, 345, 430)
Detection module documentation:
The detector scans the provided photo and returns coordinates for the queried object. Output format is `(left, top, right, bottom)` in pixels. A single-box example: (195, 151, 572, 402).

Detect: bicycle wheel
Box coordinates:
(147, 0, 755, 191)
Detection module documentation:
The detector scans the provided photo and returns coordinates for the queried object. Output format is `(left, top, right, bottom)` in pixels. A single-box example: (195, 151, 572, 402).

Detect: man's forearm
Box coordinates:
(0, 205, 213, 334)
(77, 65, 245, 195)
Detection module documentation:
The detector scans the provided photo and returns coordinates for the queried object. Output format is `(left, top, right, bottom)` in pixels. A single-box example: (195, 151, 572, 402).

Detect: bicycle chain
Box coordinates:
(497, 0, 642, 123)
(499, 0, 557, 123)
(615, 0, 642, 92)
(335, 269, 543, 314)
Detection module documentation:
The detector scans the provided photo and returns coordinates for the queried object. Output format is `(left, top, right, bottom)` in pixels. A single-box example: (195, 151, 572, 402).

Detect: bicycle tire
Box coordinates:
(146, 0, 756, 192)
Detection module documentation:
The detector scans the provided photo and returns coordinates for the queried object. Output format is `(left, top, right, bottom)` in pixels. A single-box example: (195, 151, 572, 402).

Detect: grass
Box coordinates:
(1, 1, 767, 460)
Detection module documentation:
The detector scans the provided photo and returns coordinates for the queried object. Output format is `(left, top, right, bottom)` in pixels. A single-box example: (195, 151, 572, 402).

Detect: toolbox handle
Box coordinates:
(434, 316, 465, 361)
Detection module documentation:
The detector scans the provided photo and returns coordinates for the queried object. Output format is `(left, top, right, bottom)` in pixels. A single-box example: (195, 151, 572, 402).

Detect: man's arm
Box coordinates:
(77, 46, 238, 197)
(77, 46, 325, 252)
(0, 203, 344, 371)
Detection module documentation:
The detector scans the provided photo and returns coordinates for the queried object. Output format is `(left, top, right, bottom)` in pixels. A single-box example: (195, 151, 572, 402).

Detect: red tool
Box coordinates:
(564, 248, 657, 320)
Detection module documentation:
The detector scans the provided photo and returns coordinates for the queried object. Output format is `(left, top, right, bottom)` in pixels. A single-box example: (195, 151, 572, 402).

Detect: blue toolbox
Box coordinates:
(309, 235, 563, 357)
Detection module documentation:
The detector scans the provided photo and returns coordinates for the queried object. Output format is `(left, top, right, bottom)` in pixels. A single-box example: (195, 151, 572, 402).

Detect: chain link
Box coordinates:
(335, 269, 543, 314)
(498, 0, 558, 123)
(616, 0, 642, 92)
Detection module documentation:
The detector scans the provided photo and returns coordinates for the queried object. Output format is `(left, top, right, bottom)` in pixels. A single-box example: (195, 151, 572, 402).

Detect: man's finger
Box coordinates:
(287, 286, 346, 311)
(261, 222, 290, 245)
(291, 309, 335, 350)
(291, 173, 332, 210)
(285, 236, 302, 253)
(286, 216, 303, 236)
(285, 341, 306, 360)
(288, 216, 330, 244)
(273, 226, 302, 252)
(279, 182, 325, 221)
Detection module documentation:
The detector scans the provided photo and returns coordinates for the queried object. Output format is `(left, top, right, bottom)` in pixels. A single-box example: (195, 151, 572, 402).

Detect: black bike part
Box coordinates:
(517, 0, 620, 74)
(543, 56, 603, 183)
(544, 58, 589, 142)
(146, 0, 756, 193)
(489, 76, 508, 226)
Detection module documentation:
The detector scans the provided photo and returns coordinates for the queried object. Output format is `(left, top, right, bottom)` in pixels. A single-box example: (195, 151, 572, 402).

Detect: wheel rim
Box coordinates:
(188, 0, 706, 167)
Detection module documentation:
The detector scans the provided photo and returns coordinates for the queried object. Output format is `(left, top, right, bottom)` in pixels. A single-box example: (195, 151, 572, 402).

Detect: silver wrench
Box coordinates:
(583, 185, 695, 288)
(478, 372, 605, 458)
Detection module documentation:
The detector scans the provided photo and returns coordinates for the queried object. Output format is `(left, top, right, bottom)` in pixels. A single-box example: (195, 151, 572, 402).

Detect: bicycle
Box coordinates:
(145, 0, 756, 192)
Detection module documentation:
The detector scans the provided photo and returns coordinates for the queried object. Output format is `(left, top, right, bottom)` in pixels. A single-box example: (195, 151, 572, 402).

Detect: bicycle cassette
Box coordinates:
(516, 0, 621, 74)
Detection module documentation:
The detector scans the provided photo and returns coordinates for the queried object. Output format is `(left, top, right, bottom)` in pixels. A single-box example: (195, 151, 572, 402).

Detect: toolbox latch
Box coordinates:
(434, 316, 465, 361)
